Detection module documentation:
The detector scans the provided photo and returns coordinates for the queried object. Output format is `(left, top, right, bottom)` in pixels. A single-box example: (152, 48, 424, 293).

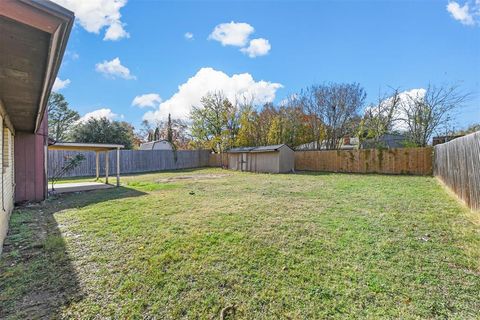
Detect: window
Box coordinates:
(3, 127, 10, 170)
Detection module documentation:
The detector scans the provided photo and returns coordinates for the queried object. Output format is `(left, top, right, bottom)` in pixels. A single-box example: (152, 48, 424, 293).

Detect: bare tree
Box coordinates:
(297, 90, 325, 150)
(298, 83, 366, 149)
(358, 88, 402, 148)
(400, 84, 470, 147)
(50, 154, 86, 192)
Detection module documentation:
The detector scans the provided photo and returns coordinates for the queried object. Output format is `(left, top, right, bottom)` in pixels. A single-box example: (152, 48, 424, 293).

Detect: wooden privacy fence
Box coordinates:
(294, 147, 433, 175)
(434, 131, 480, 211)
(48, 149, 211, 178)
(209, 153, 228, 168)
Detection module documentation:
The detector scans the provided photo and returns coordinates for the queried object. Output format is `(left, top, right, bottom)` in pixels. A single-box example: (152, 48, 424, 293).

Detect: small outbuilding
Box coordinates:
(139, 140, 174, 151)
(48, 142, 124, 188)
(226, 144, 295, 173)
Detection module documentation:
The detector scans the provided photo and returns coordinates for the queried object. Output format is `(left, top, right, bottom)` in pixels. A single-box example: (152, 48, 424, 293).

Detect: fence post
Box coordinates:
(105, 151, 109, 184)
(116, 147, 120, 187)
(95, 151, 99, 180)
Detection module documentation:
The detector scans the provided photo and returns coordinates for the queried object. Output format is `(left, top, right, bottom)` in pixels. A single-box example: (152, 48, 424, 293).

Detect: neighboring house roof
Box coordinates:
(361, 134, 407, 149)
(296, 138, 359, 151)
(139, 140, 173, 150)
(296, 134, 408, 150)
(432, 135, 464, 146)
(0, 0, 74, 133)
(227, 144, 293, 153)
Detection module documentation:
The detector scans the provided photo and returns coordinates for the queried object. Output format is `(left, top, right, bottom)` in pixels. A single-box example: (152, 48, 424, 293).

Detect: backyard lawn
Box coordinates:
(1, 168, 479, 319)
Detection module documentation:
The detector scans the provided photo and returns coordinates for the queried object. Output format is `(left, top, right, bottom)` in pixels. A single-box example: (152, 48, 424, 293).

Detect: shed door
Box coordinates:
(241, 153, 248, 171)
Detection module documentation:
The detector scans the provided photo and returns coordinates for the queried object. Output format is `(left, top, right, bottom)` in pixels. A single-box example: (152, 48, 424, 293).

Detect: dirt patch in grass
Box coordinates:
(157, 173, 232, 183)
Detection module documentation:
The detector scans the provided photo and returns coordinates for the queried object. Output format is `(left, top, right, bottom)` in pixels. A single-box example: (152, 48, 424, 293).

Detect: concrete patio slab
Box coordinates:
(49, 182, 114, 194)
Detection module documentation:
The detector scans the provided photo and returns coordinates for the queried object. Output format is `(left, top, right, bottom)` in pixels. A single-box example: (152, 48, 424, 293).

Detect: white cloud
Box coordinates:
(368, 88, 426, 132)
(143, 67, 283, 122)
(446, 1, 479, 26)
(184, 32, 194, 40)
(95, 57, 136, 80)
(52, 77, 71, 91)
(209, 22, 273, 56)
(395, 88, 427, 131)
(209, 22, 254, 47)
(78, 108, 118, 123)
(241, 38, 271, 58)
(132, 93, 162, 108)
(51, 0, 129, 41)
(104, 21, 130, 41)
(66, 51, 80, 60)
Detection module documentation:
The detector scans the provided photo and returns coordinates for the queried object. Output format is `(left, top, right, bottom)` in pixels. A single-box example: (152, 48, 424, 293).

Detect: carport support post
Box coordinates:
(95, 151, 99, 180)
(105, 151, 109, 184)
(116, 147, 120, 187)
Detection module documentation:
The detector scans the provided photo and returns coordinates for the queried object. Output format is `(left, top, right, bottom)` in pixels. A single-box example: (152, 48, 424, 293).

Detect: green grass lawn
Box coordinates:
(1, 168, 479, 319)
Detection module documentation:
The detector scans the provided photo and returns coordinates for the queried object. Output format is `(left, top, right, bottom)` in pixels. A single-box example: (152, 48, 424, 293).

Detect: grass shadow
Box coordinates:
(0, 186, 147, 319)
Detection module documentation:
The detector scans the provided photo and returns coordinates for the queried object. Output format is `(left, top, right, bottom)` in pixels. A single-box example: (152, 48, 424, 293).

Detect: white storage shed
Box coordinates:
(139, 140, 174, 151)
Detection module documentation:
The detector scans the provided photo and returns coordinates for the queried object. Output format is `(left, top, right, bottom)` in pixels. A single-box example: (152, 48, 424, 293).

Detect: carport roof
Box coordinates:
(48, 142, 124, 152)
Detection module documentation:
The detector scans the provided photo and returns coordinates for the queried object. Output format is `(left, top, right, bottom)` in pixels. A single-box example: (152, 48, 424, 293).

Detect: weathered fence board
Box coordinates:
(208, 153, 228, 168)
(434, 131, 480, 211)
(48, 149, 211, 178)
(294, 147, 433, 175)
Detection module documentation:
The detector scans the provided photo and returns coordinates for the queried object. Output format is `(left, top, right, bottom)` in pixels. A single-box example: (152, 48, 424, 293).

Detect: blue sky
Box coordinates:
(52, 0, 480, 131)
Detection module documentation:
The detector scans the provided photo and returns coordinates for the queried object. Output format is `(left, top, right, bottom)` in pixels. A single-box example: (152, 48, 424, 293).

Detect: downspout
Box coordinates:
(44, 135, 48, 199)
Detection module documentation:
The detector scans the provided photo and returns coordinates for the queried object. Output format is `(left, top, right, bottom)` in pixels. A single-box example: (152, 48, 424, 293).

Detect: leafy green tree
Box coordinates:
(267, 116, 282, 145)
(47, 92, 80, 141)
(236, 105, 258, 147)
(153, 127, 160, 141)
(69, 117, 135, 149)
(190, 92, 240, 152)
(167, 113, 174, 144)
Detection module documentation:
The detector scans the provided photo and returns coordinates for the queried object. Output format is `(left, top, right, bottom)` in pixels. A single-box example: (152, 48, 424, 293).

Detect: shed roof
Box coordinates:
(48, 142, 124, 152)
(227, 144, 292, 153)
(227, 147, 256, 153)
(139, 140, 173, 150)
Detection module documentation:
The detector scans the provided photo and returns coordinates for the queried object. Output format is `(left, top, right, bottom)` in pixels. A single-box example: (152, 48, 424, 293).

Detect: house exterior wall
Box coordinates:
(0, 115, 16, 254)
(14, 116, 47, 203)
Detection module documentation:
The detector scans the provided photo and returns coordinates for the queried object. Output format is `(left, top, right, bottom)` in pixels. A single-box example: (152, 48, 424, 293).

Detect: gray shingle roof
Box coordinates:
(227, 144, 292, 153)
(227, 147, 256, 153)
